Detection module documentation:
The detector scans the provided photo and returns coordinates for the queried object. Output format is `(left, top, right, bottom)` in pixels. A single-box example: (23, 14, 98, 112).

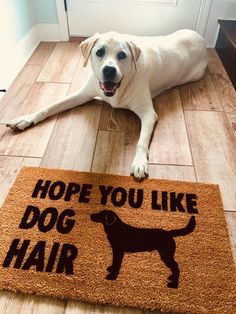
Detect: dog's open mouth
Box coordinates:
(99, 81, 121, 97)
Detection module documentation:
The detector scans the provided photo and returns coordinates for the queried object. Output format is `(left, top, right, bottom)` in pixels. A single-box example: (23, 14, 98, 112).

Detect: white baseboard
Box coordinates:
(37, 23, 61, 42)
(0, 23, 61, 92)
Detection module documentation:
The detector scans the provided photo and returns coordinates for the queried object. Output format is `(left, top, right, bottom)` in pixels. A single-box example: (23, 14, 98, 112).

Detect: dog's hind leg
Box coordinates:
(106, 249, 124, 280)
(159, 249, 180, 288)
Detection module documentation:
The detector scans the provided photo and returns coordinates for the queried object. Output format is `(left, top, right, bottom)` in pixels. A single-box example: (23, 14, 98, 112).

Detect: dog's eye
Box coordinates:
(96, 48, 105, 58)
(117, 51, 127, 60)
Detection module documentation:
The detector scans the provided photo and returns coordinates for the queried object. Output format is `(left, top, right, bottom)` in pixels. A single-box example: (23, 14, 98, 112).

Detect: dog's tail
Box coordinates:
(168, 216, 196, 237)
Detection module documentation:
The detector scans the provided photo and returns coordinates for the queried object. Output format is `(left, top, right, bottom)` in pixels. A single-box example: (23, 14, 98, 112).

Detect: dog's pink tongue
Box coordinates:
(102, 81, 117, 93)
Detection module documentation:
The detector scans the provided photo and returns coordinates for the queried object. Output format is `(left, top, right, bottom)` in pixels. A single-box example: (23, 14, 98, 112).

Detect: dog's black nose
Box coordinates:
(103, 65, 117, 80)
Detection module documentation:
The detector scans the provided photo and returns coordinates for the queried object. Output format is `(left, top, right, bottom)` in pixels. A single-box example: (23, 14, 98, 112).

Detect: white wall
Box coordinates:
(0, 0, 60, 92)
(205, 0, 236, 47)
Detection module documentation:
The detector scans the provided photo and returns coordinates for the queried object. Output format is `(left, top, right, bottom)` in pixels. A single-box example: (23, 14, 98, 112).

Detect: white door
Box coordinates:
(66, 0, 203, 37)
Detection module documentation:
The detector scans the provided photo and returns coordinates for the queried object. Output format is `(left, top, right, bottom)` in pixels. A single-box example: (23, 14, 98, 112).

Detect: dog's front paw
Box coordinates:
(167, 273, 179, 288)
(106, 273, 118, 280)
(167, 280, 179, 289)
(131, 153, 148, 180)
(6, 114, 35, 131)
(107, 265, 115, 272)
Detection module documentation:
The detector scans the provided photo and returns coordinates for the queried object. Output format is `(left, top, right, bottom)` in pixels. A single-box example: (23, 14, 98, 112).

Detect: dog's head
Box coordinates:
(90, 210, 118, 226)
(80, 32, 141, 97)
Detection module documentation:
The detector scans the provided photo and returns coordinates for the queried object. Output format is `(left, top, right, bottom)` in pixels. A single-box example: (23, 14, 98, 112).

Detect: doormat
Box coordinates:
(0, 167, 235, 313)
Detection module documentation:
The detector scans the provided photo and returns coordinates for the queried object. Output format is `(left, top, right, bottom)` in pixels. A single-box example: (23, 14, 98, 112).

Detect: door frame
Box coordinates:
(56, 0, 69, 41)
(196, 0, 213, 36)
(56, 0, 213, 41)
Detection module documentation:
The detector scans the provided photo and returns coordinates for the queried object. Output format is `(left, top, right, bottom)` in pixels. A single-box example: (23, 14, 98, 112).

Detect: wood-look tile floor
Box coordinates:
(0, 42, 235, 314)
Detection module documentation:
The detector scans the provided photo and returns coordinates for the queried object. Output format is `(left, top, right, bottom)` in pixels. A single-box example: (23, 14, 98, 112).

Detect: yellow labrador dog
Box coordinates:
(7, 30, 207, 179)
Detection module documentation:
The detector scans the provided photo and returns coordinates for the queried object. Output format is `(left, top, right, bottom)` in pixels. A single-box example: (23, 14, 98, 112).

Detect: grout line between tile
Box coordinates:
(179, 92, 198, 182)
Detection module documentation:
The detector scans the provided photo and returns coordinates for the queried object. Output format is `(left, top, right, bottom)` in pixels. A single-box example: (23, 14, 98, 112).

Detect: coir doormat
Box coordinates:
(0, 167, 235, 313)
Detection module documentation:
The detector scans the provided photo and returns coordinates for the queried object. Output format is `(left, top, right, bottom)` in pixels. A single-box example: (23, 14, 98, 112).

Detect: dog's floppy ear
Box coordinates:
(128, 41, 141, 70)
(80, 35, 99, 67)
(105, 212, 116, 226)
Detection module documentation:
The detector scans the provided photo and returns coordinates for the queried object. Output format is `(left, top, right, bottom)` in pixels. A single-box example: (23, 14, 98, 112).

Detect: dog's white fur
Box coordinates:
(7, 30, 207, 179)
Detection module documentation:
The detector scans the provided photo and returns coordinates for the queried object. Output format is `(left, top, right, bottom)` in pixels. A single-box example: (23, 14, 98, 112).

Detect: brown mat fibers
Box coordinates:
(0, 167, 235, 313)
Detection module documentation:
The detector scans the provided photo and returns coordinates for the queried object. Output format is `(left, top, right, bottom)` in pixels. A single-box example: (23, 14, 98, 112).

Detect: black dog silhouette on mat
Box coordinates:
(90, 210, 196, 288)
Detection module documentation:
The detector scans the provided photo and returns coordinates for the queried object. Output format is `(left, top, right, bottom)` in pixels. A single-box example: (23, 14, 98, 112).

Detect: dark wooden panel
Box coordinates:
(216, 20, 236, 90)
